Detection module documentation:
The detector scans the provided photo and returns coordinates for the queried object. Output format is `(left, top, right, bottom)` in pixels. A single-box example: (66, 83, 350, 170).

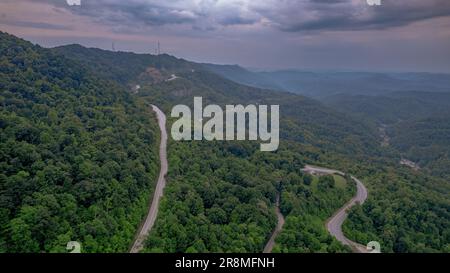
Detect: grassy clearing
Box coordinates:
(333, 175, 347, 189)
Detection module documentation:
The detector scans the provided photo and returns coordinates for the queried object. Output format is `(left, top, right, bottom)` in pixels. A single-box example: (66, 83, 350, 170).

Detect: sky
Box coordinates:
(1, 0, 450, 72)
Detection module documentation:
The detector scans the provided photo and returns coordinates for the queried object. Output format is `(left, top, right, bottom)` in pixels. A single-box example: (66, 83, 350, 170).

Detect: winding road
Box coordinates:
(128, 108, 367, 254)
(130, 105, 168, 253)
(263, 193, 285, 253)
(301, 165, 369, 253)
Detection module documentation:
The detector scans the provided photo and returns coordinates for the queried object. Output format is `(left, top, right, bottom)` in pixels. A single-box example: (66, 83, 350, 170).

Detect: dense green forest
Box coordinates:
(343, 167, 450, 252)
(324, 92, 450, 180)
(204, 62, 450, 181)
(0, 32, 159, 252)
(143, 138, 354, 252)
(389, 114, 450, 179)
(273, 174, 354, 253)
(144, 141, 279, 252)
(131, 63, 448, 252)
(1, 31, 448, 253)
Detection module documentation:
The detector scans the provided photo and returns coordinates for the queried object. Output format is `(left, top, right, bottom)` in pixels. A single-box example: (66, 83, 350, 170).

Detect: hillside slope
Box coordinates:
(0, 31, 160, 252)
(54, 44, 381, 253)
(54, 43, 449, 253)
(324, 91, 450, 179)
(1, 32, 448, 253)
(55, 45, 381, 158)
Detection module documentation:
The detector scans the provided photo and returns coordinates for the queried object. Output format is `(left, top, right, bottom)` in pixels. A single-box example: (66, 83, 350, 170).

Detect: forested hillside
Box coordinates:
(324, 92, 450, 179)
(1, 32, 448, 253)
(146, 141, 280, 252)
(144, 142, 352, 253)
(323, 91, 450, 125)
(55, 42, 383, 253)
(0, 32, 160, 252)
(58, 42, 450, 253)
(389, 114, 450, 179)
(320, 92, 450, 252)
(343, 167, 450, 252)
(204, 64, 450, 180)
(274, 174, 355, 253)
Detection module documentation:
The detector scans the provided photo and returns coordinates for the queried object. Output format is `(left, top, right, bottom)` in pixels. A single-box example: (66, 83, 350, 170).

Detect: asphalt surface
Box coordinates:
(302, 165, 369, 253)
(130, 105, 168, 253)
(129, 117, 368, 253)
(263, 193, 285, 253)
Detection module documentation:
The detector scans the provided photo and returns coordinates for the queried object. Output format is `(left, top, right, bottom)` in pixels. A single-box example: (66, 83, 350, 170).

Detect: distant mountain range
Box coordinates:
(203, 63, 450, 98)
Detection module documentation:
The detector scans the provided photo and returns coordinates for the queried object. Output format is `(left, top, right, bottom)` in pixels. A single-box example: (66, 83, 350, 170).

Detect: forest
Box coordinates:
(0, 31, 448, 253)
(0, 32, 159, 252)
(324, 91, 450, 180)
(273, 174, 355, 253)
(343, 167, 450, 252)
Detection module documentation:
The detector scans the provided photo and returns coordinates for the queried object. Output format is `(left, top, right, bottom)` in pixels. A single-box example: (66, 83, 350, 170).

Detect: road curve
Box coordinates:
(263, 193, 285, 253)
(301, 165, 369, 253)
(130, 105, 168, 253)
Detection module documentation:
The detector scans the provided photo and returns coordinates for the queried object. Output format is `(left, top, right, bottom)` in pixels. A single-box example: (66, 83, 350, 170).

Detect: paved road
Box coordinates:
(263, 193, 285, 253)
(130, 105, 168, 253)
(302, 165, 369, 253)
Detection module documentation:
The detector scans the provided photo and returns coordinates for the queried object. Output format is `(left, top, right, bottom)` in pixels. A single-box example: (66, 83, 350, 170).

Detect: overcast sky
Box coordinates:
(1, 0, 450, 72)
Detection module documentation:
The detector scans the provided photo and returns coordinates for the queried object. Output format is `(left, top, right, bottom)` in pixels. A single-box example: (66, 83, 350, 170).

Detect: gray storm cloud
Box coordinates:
(2, 0, 449, 73)
(34, 0, 450, 32)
